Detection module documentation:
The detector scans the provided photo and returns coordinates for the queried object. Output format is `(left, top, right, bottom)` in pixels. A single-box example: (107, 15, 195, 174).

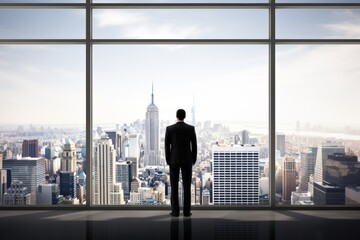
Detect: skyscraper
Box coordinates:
(282, 155, 296, 202)
(276, 133, 285, 157)
(22, 139, 39, 158)
(324, 153, 360, 187)
(115, 161, 132, 201)
(92, 136, 119, 205)
(144, 84, 160, 166)
(299, 146, 317, 192)
(3, 157, 46, 205)
(314, 142, 344, 183)
(105, 131, 118, 159)
(212, 145, 259, 205)
(37, 183, 64, 205)
(59, 171, 77, 200)
(2, 181, 31, 205)
(241, 130, 250, 145)
(191, 98, 196, 127)
(0, 169, 7, 205)
(61, 139, 77, 172)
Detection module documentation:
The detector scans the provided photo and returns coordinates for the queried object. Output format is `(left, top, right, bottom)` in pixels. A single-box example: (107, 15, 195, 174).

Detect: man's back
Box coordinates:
(165, 122, 197, 167)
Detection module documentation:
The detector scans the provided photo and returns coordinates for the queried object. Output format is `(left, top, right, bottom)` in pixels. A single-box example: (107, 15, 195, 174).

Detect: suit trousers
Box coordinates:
(170, 164, 192, 215)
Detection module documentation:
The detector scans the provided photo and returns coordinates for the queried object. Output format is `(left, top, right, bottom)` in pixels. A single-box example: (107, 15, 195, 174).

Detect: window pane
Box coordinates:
(276, 45, 360, 206)
(93, 45, 269, 206)
(0, 9, 85, 39)
(277, 9, 360, 39)
(0, 45, 86, 206)
(93, 9, 268, 39)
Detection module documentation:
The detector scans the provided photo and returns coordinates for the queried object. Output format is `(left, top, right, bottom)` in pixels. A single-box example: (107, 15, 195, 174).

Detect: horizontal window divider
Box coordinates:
(92, 39, 270, 44)
(0, 39, 86, 44)
(91, 3, 269, 9)
(0, 3, 86, 9)
(276, 3, 360, 9)
(276, 39, 360, 44)
(2, 39, 360, 45)
(2, 3, 360, 9)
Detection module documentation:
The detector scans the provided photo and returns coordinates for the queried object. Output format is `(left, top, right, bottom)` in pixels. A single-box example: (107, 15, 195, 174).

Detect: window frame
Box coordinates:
(0, 0, 360, 210)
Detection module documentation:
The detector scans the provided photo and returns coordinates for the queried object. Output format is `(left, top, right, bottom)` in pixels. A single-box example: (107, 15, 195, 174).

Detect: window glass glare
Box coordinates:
(0, 9, 85, 39)
(93, 9, 268, 39)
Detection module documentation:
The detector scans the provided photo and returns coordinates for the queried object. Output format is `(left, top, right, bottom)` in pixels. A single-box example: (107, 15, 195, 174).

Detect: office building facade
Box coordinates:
(213, 145, 259, 205)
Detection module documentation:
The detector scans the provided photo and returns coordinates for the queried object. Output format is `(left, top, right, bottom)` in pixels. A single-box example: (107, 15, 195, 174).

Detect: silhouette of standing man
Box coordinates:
(165, 109, 197, 217)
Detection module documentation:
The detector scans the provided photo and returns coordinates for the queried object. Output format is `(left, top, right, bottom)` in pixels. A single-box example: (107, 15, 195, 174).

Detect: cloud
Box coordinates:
(323, 10, 360, 38)
(94, 10, 204, 39)
(94, 10, 146, 27)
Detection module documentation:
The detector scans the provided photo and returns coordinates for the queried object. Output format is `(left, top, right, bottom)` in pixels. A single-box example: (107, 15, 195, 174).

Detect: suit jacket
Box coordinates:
(165, 121, 197, 167)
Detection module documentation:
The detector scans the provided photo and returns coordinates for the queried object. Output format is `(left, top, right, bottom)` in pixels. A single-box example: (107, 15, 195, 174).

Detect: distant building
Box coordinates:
(105, 131, 118, 159)
(115, 161, 132, 201)
(92, 136, 120, 205)
(276, 133, 285, 157)
(291, 192, 313, 205)
(314, 142, 344, 183)
(313, 182, 345, 205)
(0, 169, 7, 204)
(241, 130, 250, 145)
(345, 187, 360, 205)
(3, 157, 46, 205)
(59, 171, 77, 199)
(324, 153, 360, 187)
(212, 145, 259, 205)
(3, 181, 31, 205)
(22, 139, 39, 158)
(299, 147, 317, 192)
(61, 139, 77, 173)
(48, 157, 60, 176)
(202, 189, 210, 206)
(144, 85, 161, 167)
(282, 156, 296, 203)
(37, 183, 64, 205)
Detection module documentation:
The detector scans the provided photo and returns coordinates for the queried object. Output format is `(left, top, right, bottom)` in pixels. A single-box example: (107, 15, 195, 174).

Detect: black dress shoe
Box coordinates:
(170, 212, 179, 217)
(183, 213, 192, 217)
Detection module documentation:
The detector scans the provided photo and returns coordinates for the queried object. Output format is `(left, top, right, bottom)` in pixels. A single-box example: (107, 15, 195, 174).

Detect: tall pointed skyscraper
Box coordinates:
(144, 84, 160, 166)
(191, 97, 196, 127)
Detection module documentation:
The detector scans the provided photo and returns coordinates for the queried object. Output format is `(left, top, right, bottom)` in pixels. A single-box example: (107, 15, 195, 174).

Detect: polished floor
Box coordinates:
(0, 210, 359, 240)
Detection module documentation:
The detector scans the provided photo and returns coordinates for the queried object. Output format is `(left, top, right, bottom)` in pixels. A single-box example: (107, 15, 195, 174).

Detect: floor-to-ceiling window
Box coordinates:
(0, 0, 359, 208)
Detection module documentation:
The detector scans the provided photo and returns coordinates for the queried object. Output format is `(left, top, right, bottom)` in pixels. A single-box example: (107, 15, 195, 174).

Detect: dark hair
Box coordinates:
(176, 109, 186, 121)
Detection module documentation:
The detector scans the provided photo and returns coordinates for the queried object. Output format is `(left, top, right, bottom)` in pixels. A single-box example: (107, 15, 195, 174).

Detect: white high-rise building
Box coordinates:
(212, 145, 259, 205)
(314, 142, 344, 183)
(128, 134, 140, 159)
(92, 136, 121, 205)
(144, 84, 160, 166)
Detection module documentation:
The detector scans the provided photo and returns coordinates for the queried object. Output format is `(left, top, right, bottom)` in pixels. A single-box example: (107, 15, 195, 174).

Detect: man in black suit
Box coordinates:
(165, 109, 197, 217)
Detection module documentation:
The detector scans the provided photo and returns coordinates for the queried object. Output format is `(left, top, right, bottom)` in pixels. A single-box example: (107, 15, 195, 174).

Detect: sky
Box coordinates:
(0, 5, 360, 129)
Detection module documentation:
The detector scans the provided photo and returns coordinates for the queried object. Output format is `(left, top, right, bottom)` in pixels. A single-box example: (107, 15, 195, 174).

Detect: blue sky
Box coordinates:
(0, 6, 360, 128)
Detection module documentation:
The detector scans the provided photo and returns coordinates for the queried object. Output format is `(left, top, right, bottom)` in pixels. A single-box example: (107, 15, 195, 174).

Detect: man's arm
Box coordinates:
(165, 127, 171, 165)
(191, 127, 197, 165)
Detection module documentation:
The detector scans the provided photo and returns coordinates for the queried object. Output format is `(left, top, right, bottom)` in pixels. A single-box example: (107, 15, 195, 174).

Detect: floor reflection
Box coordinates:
(0, 210, 359, 240)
